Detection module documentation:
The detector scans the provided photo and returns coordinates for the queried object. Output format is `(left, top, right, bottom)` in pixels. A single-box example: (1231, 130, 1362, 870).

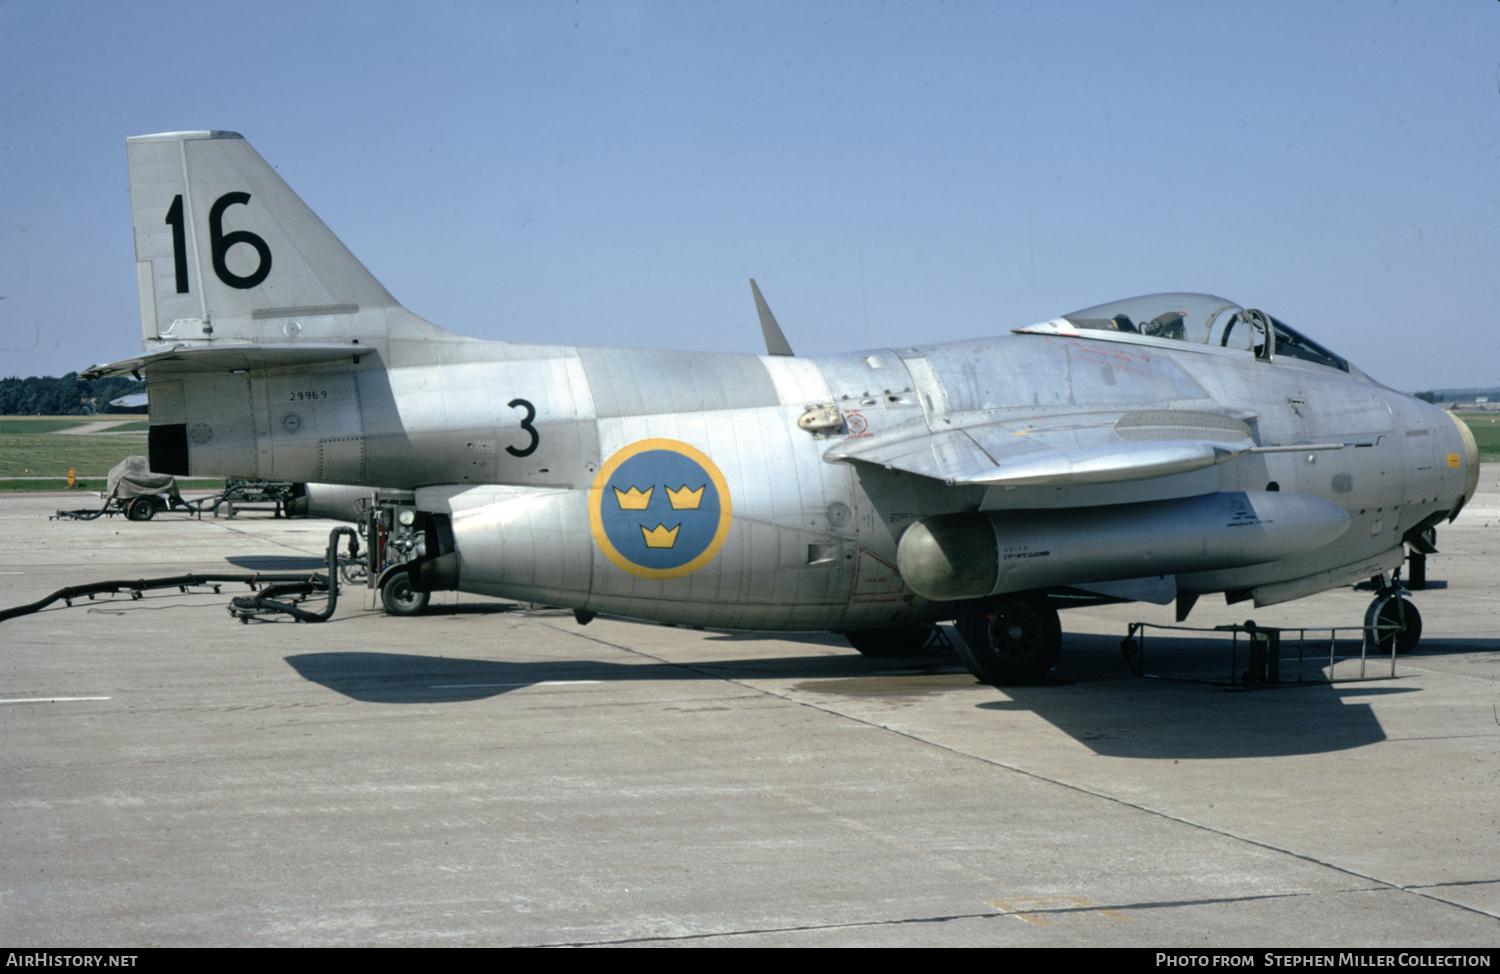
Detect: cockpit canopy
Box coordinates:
(1023, 293, 1349, 373)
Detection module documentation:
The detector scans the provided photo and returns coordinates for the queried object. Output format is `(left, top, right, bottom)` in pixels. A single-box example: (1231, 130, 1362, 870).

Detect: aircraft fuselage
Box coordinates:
(141, 321, 1474, 632)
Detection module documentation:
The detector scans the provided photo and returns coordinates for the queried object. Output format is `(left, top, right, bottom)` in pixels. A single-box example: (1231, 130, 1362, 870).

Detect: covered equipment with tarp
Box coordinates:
(54, 456, 185, 521)
(106, 455, 183, 511)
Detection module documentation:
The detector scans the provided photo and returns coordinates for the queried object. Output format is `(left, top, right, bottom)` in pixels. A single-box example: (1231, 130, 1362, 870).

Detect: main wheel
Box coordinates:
(956, 595, 1062, 685)
(381, 570, 429, 616)
(844, 625, 933, 657)
(1365, 595, 1422, 655)
(126, 496, 156, 521)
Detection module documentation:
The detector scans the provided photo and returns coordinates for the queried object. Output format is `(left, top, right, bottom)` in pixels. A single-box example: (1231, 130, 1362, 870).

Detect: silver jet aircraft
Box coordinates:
(85, 131, 1480, 684)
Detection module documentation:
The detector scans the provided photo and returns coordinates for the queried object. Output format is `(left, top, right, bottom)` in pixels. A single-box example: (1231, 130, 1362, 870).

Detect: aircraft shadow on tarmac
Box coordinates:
(284, 651, 874, 705)
(226, 555, 329, 571)
(285, 625, 1425, 759)
(983, 631, 1423, 759)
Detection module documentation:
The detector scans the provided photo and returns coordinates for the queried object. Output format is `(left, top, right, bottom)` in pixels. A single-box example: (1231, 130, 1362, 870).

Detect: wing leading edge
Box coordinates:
(824, 409, 1368, 488)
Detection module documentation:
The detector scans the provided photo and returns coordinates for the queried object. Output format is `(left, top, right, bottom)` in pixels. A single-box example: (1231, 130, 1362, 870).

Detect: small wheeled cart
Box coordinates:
(53, 455, 189, 521)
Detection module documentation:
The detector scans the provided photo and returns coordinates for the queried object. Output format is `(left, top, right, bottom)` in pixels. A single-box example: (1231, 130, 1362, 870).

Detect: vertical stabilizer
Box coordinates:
(127, 131, 401, 349)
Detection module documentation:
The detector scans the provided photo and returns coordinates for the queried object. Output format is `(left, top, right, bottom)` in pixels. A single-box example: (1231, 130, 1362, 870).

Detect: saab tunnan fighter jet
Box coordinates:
(84, 131, 1479, 684)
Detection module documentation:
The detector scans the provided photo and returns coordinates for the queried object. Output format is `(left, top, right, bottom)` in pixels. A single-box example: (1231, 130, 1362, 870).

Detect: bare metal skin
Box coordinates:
(85, 132, 1478, 683)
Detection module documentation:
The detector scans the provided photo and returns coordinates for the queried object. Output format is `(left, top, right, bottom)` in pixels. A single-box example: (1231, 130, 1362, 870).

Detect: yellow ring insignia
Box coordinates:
(588, 438, 732, 580)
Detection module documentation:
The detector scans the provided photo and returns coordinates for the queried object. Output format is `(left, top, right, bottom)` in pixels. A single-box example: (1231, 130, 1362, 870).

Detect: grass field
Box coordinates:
(1455, 412, 1500, 462)
(1, 416, 150, 479)
(0, 478, 226, 493)
(0, 418, 107, 435)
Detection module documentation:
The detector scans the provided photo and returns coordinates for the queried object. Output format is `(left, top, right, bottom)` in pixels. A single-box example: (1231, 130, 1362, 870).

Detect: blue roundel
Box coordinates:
(598, 449, 724, 572)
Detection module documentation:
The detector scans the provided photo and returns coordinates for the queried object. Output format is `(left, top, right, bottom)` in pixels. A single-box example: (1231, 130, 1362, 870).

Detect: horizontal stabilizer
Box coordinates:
(81, 342, 374, 380)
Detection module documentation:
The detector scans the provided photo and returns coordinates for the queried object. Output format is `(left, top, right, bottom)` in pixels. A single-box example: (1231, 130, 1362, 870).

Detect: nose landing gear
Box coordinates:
(1364, 571, 1422, 656)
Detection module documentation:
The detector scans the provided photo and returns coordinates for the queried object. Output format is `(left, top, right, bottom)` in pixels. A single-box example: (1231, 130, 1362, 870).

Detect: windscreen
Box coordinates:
(1058, 293, 1348, 372)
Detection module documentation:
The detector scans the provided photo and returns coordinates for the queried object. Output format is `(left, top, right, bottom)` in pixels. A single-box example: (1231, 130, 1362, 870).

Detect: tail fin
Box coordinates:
(128, 131, 401, 349)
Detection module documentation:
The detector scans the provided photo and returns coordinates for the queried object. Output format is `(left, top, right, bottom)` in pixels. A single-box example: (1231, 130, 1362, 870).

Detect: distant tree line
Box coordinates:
(0, 374, 148, 415)
(1412, 388, 1500, 404)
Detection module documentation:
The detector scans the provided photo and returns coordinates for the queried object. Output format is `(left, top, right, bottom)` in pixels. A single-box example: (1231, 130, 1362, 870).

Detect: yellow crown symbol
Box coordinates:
(613, 485, 652, 510)
(640, 523, 680, 548)
(666, 484, 704, 510)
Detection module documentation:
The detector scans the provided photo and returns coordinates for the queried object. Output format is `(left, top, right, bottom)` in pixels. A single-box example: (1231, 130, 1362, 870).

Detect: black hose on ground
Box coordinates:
(1, 528, 362, 625)
(227, 527, 360, 623)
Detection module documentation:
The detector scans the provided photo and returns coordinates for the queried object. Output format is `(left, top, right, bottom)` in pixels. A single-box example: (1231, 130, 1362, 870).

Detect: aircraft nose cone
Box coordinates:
(1444, 408, 1481, 511)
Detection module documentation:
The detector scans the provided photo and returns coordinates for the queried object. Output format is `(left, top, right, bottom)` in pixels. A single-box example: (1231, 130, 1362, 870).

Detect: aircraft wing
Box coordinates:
(824, 409, 1263, 487)
(81, 342, 375, 380)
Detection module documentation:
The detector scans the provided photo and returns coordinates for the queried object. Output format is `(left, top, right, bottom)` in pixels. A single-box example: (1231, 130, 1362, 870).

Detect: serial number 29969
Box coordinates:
(289, 390, 328, 401)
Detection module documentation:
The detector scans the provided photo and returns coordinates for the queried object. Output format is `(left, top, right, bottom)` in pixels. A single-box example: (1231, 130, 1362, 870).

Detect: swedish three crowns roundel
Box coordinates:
(589, 439, 733, 580)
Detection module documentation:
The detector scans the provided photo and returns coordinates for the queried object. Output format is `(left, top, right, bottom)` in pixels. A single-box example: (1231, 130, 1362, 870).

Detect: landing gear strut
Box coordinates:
(1364, 572, 1421, 655)
(955, 593, 1062, 685)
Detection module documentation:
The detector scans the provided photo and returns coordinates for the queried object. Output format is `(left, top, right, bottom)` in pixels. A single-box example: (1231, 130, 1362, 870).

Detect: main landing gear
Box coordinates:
(955, 593, 1061, 686)
(1364, 572, 1421, 656)
(867, 572, 1421, 686)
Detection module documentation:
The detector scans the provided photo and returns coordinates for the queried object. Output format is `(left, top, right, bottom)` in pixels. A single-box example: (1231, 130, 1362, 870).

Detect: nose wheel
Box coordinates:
(955, 594, 1061, 685)
(1365, 587, 1422, 656)
(1363, 570, 1422, 655)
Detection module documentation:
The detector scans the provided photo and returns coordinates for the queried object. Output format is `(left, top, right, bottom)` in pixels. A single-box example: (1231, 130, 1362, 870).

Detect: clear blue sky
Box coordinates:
(3, 0, 1497, 391)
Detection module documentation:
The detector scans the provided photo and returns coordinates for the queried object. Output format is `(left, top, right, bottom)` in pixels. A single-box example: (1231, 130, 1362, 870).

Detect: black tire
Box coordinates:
(844, 625, 933, 657)
(1365, 595, 1421, 655)
(382, 570, 429, 616)
(956, 594, 1062, 685)
(126, 496, 156, 522)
